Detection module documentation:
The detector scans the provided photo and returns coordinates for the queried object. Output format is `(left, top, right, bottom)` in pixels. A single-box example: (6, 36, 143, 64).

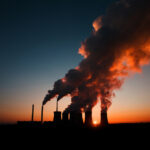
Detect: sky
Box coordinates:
(0, 0, 150, 124)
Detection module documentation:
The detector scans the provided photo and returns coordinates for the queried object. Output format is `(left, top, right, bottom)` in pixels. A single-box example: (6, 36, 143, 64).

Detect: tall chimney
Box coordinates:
(41, 105, 44, 123)
(85, 110, 92, 126)
(101, 109, 108, 126)
(31, 104, 34, 122)
(56, 100, 58, 112)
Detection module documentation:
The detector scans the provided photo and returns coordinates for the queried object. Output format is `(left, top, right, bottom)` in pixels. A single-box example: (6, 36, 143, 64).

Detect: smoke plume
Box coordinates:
(43, 0, 150, 113)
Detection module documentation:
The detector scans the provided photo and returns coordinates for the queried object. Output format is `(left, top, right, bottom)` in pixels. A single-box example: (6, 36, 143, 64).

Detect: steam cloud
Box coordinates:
(43, 0, 150, 113)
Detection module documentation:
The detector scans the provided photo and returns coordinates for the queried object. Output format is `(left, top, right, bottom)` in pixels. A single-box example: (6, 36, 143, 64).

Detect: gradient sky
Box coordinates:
(0, 0, 150, 124)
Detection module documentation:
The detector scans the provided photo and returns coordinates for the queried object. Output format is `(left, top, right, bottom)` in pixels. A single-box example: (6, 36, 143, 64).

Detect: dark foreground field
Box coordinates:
(0, 123, 150, 148)
(1, 123, 150, 138)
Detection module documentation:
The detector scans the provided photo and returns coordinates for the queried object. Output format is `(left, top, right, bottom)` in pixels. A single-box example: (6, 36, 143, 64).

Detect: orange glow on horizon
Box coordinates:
(0, 73, 150, 125)
(93, 120, 98, 126)
(1, 101, 150, 124)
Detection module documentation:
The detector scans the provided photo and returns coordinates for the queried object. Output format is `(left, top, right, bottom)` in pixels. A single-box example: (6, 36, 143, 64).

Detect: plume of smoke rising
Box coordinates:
(43, 0, 150, 113)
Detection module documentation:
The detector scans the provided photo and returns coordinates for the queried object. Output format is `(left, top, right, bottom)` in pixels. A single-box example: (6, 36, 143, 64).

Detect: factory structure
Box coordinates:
(19, 100, 109, 127)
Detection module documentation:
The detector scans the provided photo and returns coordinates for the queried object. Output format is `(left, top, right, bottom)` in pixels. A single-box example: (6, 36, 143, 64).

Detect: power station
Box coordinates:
(19, 99, 109, 127)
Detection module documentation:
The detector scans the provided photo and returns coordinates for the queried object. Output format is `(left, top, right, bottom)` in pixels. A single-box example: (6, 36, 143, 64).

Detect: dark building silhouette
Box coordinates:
(85, 110, 93, 126)
(18, 103, 110, 127)
(101, 109, 108, 126)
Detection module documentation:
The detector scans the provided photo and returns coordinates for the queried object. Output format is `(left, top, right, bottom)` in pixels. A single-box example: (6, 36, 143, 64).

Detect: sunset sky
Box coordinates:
(0, 0, 150, 124)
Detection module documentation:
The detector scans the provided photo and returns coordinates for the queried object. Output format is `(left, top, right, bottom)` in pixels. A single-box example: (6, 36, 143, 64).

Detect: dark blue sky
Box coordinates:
(0, 0, 116, 96)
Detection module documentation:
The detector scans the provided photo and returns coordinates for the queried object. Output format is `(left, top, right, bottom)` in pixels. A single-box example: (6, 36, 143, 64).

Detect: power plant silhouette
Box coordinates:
(18, 100, 108, 127)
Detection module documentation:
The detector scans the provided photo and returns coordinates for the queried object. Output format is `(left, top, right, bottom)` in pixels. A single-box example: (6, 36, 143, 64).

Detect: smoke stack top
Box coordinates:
(43, 0, 150, 114)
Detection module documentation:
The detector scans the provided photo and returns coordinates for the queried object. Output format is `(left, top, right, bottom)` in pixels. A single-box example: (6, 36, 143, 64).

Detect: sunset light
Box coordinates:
(93, 120, 98, 126)
(0, 0, 150, 134)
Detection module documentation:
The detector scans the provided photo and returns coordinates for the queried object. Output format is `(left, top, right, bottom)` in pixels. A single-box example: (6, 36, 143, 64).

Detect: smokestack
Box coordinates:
(41, 105, 44, 123)
(85, 110, 92, 126)
(56, 100, 58, 112)
(31, 104, 34, 122)
(101, 109, 108, 126)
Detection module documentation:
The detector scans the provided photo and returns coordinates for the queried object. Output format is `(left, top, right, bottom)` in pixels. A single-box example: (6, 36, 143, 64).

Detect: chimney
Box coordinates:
(85, 110, 92, 126)
(101, 109, 108, 126)
(41, 105, 44, 123)
(56, 100, 58, 112)
(31, 104, 34, 122)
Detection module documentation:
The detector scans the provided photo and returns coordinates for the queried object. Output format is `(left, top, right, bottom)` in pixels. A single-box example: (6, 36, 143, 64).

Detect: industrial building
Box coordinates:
(18, 97, 109, 127)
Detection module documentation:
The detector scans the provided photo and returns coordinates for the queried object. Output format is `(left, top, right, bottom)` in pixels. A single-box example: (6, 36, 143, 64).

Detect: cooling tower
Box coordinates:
(53, 111, 61, 123)
(101, 109, 108, 126)
(70, 111, 83, 125)
(62, 112, 69, 122)
(85, 110, 92, 126)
